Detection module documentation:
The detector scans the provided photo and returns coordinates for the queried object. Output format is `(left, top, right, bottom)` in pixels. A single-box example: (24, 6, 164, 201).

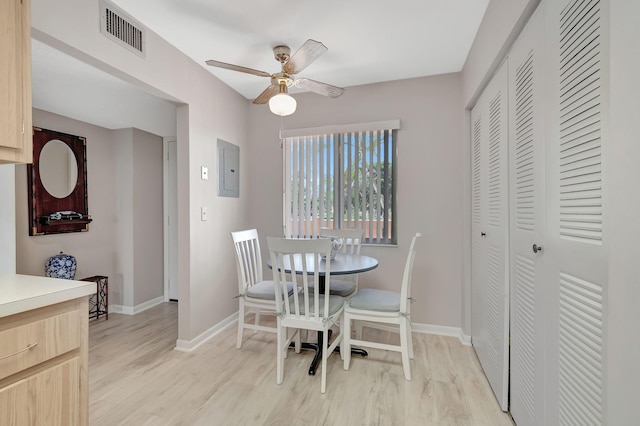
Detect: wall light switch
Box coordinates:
(201, 206, 208, 221)
(201, 166, 209, 180)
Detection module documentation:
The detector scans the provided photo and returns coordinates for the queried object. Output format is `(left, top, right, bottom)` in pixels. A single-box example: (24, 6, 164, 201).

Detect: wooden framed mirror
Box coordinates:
(27, 127, 92, 235)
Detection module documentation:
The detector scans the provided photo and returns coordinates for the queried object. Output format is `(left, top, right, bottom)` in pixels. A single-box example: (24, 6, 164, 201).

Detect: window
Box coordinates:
(282, 120, 399, 244)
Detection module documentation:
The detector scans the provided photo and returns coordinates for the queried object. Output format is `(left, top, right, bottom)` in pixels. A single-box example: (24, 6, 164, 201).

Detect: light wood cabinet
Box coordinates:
(0, 0, 32, 164)
(0, 298, 88, 426)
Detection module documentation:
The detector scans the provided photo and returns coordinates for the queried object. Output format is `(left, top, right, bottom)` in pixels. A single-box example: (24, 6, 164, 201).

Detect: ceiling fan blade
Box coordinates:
(252, 84, 280, 104)
(283, 39, 328, 75)
(205, 60, 271, 78)
(295, 78, 345, 98)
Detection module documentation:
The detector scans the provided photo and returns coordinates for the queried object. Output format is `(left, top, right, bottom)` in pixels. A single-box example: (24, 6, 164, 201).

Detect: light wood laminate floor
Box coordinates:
(88, 303, 514, 425)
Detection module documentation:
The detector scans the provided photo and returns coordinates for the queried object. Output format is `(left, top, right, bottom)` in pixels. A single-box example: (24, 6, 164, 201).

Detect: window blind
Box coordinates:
(283, 121, 398, 244)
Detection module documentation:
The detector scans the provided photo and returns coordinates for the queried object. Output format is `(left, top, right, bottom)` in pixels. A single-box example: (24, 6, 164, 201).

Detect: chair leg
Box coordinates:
(294, 328, 301, 353)
(338, 314, 345, 361)
(284, 328, 289, 359)
(236, 301, 245, 349)
(400, 318, 411, 381)
(321, 327, 329, 393)
(407, 322, 414, 359)
(343, 313, 352, 370)
(276, 319, 285, 385)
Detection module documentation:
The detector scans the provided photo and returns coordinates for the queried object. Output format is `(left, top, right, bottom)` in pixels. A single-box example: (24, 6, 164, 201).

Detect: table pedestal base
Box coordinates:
(291, 330, 368, 375)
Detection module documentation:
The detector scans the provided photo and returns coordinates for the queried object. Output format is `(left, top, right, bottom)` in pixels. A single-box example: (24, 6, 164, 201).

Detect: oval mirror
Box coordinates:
(38, 139, 78, 199)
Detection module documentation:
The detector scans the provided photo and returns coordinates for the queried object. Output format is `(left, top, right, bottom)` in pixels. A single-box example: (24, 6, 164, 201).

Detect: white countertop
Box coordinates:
(0, 274, 95, 318)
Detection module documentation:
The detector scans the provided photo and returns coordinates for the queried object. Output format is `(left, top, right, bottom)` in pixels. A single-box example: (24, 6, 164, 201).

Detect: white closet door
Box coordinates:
(508, 5, 546, 426)
(544, 0, 608, 424)
(470, 61, 510, 411)
(470, 100, 486, 361)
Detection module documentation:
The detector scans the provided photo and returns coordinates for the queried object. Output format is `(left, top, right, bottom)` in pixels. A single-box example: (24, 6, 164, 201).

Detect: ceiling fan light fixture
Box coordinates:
(269, 80, 296, 116)
(269, 93, 297, 116)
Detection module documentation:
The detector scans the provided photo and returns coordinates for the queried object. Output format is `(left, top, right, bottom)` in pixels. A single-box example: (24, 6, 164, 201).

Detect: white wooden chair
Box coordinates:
(314, 227, 364, 297)
(342, 232, 421, 380)
(231, 229, 293, 349)
(267, 237, 345, 394)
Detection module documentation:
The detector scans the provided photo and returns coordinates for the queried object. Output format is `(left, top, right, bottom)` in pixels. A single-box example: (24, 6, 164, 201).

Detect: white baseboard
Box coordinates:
(174, 312, 238, 352)
(109, 296, 165, 316)
(411, 322, 471, 346)
(171, 313, 472, 352)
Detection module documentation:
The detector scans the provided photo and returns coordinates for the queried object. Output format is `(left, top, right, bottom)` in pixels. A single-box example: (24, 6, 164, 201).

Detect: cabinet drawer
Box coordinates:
(0, 357, 80, 426)
(0, 310, 80, 380)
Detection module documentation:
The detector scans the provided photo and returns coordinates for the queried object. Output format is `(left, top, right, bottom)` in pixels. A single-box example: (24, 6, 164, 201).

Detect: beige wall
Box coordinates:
(462, 0, 540, 107)
(18, 0, 571, 345)
(15, 110, 163, 310)
(31, 0, 250, 343)
(0, 165, 16, 275)
(113, 128, 133, 306)
(248, 74, 465, 328)
(132, 129, 164, 305)
(16, 109, 118, 284)
(111, 127, 164, 309)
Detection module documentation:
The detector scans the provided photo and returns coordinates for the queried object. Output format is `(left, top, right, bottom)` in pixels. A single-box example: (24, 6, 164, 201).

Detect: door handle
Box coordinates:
(481, 232, 486, 238)
(532, 244, 543, 254)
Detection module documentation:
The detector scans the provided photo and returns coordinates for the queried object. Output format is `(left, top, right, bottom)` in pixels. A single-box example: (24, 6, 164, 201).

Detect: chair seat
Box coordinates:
(309, 279, 357, 297)
(288, 292, 344, 317)
(348, 288, 400, 312)
(246, 280, 294, 300)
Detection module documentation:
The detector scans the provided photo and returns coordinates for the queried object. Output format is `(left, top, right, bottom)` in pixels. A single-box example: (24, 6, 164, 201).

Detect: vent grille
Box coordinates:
(515, 51, 535, 231)
(558, 0, 602, 242)
(100, 0, 146, 57)
(558, 272, 603, 425)
(488, 92, 502, 227)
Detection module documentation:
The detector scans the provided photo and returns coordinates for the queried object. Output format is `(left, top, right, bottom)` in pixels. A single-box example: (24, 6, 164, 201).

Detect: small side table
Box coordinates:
(81, 275, 108, 320)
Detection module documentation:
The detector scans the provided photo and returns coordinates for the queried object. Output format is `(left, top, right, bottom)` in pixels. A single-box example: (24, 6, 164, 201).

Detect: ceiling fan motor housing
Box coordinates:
(273, 45, 291, 63)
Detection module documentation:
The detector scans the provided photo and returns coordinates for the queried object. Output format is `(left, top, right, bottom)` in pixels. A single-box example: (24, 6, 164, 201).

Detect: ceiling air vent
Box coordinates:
(100, 0, 146, 58)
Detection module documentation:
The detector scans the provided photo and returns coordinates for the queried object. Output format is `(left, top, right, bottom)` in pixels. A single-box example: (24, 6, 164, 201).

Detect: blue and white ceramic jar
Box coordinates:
(45, 251, 77, 279)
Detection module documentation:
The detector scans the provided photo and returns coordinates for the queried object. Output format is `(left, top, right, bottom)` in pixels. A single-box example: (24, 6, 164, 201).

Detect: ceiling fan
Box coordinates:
(205, 39, 345, 116)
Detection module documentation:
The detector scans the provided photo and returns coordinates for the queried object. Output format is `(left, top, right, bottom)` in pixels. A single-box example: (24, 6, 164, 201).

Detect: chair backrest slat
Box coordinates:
(400, 233, 422, 314)
(267, 237, 333, 321)
(231, 229, 264, 293)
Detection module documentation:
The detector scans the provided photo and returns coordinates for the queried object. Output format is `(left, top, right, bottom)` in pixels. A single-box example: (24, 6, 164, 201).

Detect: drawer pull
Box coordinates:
(0, 342, 38, 360)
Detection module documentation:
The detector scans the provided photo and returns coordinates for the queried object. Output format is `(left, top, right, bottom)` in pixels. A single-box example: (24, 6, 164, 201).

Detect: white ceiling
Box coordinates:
(31, 0, 489, 134)
(31, 39, 178, 136)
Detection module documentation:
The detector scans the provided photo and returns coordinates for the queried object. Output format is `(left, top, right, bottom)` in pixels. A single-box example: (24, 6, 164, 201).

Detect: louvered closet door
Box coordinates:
(508, 6, 546, 426)
(470, 90, 487, 387)
(544, 0, 608, 424)
(470, 61, 509, 411)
